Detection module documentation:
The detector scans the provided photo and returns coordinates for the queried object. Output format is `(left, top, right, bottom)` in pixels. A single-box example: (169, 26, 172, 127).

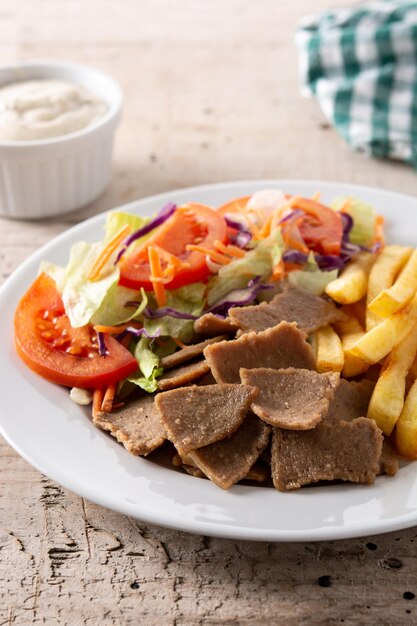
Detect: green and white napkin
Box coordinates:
(296, 1, 417, 167)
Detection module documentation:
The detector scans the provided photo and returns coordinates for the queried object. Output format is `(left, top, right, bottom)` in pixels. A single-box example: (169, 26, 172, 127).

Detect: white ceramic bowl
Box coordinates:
(0, 61, 123, 219)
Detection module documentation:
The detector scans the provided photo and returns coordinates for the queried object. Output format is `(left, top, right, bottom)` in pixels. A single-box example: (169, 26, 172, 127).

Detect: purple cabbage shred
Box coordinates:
(97, 331, 109, 356)
(224, 215, 252, 248)
(142, 306, 198, 320)
(115, 327, 161, 342)
(205, 276, 273, 317)
(115, 202, 177, 263)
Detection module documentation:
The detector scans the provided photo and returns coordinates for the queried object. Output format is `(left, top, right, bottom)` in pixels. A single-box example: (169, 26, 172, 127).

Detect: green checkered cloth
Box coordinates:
(295, 1, 417, 168)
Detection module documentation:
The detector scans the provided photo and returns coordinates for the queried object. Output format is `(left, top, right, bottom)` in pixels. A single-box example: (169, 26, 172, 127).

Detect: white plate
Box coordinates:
(1, 180, 417, 542)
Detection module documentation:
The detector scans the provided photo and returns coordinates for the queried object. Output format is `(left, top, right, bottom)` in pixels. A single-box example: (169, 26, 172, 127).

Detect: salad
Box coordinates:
(14, 189, 379, 398)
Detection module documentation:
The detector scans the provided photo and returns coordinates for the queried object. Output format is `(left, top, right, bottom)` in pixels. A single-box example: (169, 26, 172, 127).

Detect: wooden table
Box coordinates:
(1, 2, 416, 624)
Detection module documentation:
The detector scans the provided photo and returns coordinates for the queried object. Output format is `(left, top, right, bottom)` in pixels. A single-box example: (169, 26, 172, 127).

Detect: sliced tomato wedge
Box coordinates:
(14, 273, 138, 389)
(217, 196, 251, 216)
(119, 203, 227, 290)
(293, 198, 343, 256)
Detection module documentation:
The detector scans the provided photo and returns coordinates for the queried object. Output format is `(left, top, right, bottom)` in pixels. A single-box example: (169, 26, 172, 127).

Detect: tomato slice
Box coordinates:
(294, 198, 343, 256)
(119, 203, 227, 290)
(14, 273, 138, 389)
(217, 196, 251, 216)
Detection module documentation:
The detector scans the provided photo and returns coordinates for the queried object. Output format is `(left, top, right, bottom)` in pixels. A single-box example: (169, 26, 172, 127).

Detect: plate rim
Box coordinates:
(1, 178, 417, 542)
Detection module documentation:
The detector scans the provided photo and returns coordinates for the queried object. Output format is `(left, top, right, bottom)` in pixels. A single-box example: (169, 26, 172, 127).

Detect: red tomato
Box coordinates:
(14, 273, 138, 389)
(119, 203, 227, 290)
(294, 198, 343, 256)
(217, 196, 251, 216)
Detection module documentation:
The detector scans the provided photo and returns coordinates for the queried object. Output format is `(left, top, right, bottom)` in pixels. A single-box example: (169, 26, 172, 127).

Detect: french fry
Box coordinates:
(410, 353, 417, 380)
(367, 322, 417, 435)
(350, 299, 367, 329)
(312, 325, 344, 373)
(347, 292, 417, 364)
(368, 248, 417, 317)
(395, 379, 417, 459)
(325, 252, 376, 304)
(366, 245, 413, 330)
(334, 306, 369, 378)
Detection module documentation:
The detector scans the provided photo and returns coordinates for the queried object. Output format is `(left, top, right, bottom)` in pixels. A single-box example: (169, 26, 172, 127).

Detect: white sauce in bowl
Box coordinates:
(0, 79, 108, 141)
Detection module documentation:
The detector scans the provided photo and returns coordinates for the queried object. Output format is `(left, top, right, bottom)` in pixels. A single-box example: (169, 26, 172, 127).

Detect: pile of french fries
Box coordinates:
(311, 246, 417, 459)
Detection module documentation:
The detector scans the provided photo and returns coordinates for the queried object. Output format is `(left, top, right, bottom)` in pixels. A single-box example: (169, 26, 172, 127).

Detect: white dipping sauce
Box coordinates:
(0, 79, 108, 141)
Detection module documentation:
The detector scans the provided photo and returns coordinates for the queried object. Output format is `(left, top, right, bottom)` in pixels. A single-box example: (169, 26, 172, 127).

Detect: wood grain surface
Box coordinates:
(0, 1, 416, 624)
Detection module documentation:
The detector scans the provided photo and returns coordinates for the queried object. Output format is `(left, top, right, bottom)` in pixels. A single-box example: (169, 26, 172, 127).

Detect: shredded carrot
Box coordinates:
(259, 195, 303, 238)
(338, 197, 352, 213)
(185, 244, 232, 265)
(148, 263, 176, 284)
(311, 191, 321, 202)
(226, 244, 247, 258)
(283, 262, 304, 272)
(246, 219, 261, 239)
(152, 245, 191, 271)
(93, 323, 141, 335)
(259, 214, 274, 239)
(281, 218, 309, 253)
(101, 383, 117, 413)
(148, 246, 167, 307)
(271, 260, 285, 281)
(172, 337, 188, 349)
(374, 215, 385, 247)
(213, 240, 246, 259)
(111, 402, 125, 410)
(88, 224, 131, 281)
(92, 388, 104, 419)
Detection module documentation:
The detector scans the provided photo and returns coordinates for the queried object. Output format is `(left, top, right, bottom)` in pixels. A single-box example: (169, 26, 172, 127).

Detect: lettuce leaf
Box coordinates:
(38, 260, 65, 290)
(144, 282, 206, 342)
(332, 197, 375, 247)
(207, 229, 283, 305)
(104, 210, 149, 245)
(128, 337, 163, 393)
(91, 286, 148, 326)
(41, 241, 119, 328)
(288, 253, 338, 296)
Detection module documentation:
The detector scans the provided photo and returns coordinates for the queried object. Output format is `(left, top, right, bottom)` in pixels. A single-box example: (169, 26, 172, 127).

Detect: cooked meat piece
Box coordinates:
(155, 384, 258, 454)
(245, 462, 270, 483)
(93, 395, 166, 456)
(257, 281, 287, 303)
(204, 321, 315, 384)
(229, 283, 346, 334)
(196, 371, 217, 386)
(379, 440, 399, 476)
(271, 417, 383, 491)
(157, 360, 210, 391)
(176, 451, 270, 483)
(325, 379, 375, 423)
(240, 367, 339, 429)
(323, 379, 397, 477)
(160, 335, 227, 370)
(194, 313, 238, 337)
(183, 464, 206, 478)
(188, 413, 271, 489)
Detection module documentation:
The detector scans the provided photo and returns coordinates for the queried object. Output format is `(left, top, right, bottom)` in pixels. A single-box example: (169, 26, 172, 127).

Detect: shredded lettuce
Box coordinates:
(92, 286, 148, 326)
(41, 242, 119, 328)
(104, 211, 149, 245)
(207, 229, 283, 305)
(144, 282, 205, 342)
(128, 337, 163, 393)
(38, 260, 65, 291)
(288, 253, 338, 296)
(332, 197, 375, 247)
